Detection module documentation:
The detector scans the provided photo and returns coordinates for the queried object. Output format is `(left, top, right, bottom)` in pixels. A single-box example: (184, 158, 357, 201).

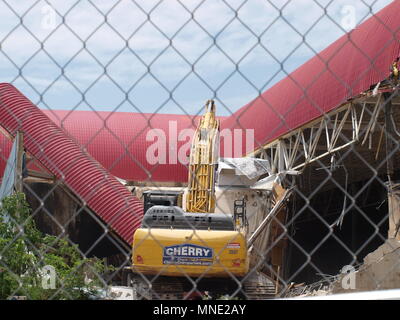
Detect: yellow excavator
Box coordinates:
(132, 100, 249, 281)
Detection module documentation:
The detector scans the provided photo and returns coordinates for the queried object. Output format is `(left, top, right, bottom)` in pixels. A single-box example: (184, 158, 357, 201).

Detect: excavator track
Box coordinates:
(242, 271, 276, 300)
(150, 278, 185, 300)
(128, 272, 276, 300)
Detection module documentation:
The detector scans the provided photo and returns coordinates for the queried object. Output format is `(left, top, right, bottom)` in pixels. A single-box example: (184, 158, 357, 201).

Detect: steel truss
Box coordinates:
(249, 90, 399, 175)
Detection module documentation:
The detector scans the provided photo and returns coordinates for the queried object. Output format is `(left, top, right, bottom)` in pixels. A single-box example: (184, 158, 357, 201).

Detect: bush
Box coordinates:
(0, 192, 112, 300)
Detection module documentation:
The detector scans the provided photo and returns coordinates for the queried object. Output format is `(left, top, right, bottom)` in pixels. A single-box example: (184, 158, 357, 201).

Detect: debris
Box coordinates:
(107, 286, 136, 300)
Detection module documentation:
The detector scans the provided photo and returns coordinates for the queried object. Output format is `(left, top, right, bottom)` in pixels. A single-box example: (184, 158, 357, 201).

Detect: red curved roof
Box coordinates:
(0, 84, 144, 244)
(42, 110, 204, 183)
(1, 1, 400, 185)
(222, 0, 400, 148)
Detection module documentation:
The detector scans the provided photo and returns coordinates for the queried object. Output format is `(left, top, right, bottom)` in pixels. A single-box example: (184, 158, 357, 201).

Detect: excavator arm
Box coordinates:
(185, 100, 220, 213)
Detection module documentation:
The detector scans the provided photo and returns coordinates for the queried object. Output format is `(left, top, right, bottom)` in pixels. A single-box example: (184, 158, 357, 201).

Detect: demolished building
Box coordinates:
(0, 1, 400, 296)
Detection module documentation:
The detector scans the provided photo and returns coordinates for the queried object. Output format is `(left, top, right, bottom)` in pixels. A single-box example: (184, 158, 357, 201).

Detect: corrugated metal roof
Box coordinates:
(222, 0, 400, 150)
(0, 83, 144, 244)
(42, 110, 204, 183)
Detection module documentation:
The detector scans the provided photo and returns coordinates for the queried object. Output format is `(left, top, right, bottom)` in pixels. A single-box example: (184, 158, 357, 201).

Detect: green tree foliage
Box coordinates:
(0, 192, 112, 300)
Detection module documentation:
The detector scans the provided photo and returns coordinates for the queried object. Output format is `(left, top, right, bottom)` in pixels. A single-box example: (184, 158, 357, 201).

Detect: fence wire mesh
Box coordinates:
(0, 0, 400, 300)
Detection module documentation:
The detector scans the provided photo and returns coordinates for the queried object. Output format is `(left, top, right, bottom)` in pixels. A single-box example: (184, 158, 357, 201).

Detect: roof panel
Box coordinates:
(0, 84, 144, 244)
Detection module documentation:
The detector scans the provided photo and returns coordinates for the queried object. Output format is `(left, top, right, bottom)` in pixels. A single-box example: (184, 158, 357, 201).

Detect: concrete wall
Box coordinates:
(24, 181, 127, 258)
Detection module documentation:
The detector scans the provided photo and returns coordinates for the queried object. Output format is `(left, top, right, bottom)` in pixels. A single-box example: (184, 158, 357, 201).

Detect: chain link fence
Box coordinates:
(0, 0, 400, 300)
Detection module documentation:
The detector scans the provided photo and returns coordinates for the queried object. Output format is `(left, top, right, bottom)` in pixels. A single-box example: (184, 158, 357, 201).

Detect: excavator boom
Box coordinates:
(185, 100, 220, 213)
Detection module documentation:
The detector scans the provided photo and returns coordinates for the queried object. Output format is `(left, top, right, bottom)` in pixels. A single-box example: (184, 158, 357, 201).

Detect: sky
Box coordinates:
(0, 0, 394, 117)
